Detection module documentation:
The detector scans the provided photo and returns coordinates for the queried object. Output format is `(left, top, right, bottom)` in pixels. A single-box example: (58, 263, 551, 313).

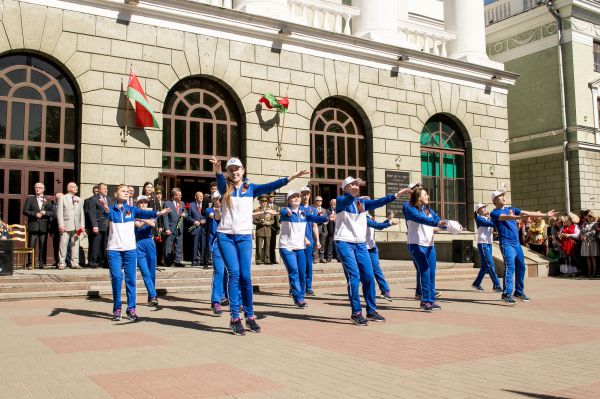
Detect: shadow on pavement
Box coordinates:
(503, 390, 571, 399)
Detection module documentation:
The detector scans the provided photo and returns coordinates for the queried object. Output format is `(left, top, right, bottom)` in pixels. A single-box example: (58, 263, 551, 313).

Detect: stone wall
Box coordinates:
(0, 0, 511, 236)
(509, 153, 565, 212)
(570, 149, 600, 214)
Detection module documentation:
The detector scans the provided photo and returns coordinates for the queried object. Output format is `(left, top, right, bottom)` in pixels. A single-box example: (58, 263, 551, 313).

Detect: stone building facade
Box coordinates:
(486, 0, 600, 214)
(0, 0, 514, 243)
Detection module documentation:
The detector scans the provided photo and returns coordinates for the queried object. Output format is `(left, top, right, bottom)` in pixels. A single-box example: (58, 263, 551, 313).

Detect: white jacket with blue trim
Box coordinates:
(104, 204, 157, 251)
(366, 214, 391, 250)
(279, 207, 328, 250)
(404, 203, 440, 247)
(334, 193, 397, 244)
(475, 214, 494, 244)
(216, 172, 289, 235)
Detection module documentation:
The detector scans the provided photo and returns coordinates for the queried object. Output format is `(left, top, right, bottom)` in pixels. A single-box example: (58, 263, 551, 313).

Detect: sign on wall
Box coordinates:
(385, 170, 410, 217)
(273, 192, 287, 208)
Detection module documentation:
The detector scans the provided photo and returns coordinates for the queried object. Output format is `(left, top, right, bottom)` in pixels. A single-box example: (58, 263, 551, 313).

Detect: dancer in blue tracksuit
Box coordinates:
(335, 176, 411, 325)
(472, 202, 502, 293)
(404, 187, 446, 312)
(299, 186, 321, 296)
(489, 190, 557, 304)
(365, 209, 399, 301)
(280, 190, 328, 308)
(206, 191, 227, 316)
(209, 156, 309, 336)
(101, 185, 170, 321)
(134, 195, 160, 308)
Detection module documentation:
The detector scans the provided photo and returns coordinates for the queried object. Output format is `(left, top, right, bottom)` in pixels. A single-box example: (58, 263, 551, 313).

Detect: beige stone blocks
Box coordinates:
(96, 16, 126, 41)
(111, 40, 143, 60)
(229, 41, 255, 63)
(267, 66, 290, 83)
(302, 54, 324, 75)
(157, 28, 184, 50)
(77, 35, 111, 55)
(127, 23, 157, 46)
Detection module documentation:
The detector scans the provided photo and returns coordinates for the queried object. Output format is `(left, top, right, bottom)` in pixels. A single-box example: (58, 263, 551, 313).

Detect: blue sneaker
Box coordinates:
(351, 312, 368, 326)
(472, 284, 484, 292)
(230, 318, 246, 336)
(245, 317, 261, 333)
(515, 293, 530, 302)
(112, 308, 121, 321)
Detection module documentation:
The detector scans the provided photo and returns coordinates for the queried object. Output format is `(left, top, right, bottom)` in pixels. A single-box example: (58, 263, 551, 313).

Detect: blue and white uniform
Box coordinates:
(490, 207, 526, 296)
(216, 172, 290, 320)
(280, 207, 328, 303)
(104, 203, 158, 311)
(473, 214, 501, 289)
(135, 222, 157, 302)
(404, 204, 441, 304)
(334, 193, 397, 316)
(403, 201, 422, 297)
(366, 214, 392, 295)
(206, 206, 228, 305)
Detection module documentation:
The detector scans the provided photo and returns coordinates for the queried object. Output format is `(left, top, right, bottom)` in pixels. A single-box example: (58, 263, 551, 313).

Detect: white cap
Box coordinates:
(474, 202, 486, 212)
(211, 191, 221, 199)
(490, 190, 505, 202)
(300, 186, 311, 193)
(445, 220, 463, 235)
(287, 190, 300, 200)
(408, 182, 421, 190)
(136, 195, 149, 203)
(341, 176, 363, 190)
(226, 158, 243, 169)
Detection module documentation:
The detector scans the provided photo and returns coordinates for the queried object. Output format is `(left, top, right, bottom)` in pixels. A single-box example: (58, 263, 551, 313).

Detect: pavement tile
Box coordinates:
(38, 331, 165, 354)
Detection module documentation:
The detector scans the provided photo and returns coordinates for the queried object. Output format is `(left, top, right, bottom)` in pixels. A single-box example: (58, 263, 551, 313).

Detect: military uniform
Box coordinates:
(267, 192, 280, 264)
(253, 195, 274, 264)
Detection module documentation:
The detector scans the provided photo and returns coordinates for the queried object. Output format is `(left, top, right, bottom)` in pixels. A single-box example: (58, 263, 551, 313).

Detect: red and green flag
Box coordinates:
(259, 93, 289, 114)
(127, 67, 159, 128)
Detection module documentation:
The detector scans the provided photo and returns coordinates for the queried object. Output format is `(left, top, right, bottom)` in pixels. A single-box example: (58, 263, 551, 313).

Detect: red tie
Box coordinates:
(72, 196, 76, 205)
(176, 202, 180, 213)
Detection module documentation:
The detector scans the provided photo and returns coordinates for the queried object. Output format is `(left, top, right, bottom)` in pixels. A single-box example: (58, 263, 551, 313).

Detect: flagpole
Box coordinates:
(276, 111, 286, 159)
(122, 77, 129, 145)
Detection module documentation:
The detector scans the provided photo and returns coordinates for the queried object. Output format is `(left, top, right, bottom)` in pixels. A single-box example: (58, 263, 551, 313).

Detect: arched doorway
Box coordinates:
(309, 98, 367, 205)
(420, 115, 467, 226)
(0, 53, 79, 225)
(161, 77, 242, 202)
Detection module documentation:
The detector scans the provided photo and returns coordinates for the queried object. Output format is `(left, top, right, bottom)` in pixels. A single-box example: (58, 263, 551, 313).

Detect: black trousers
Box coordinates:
(324, 234, 337, 261)
(28, 232, 47, 265)
(90, 230, 108, 266)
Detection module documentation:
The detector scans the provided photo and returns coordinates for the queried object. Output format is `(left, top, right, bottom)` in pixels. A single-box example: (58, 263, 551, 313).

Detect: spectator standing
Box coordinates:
(83, 186, 98, 231)
(56, 182, 85, 269)
(559, 213, 580, 276)
(163, 188, 186, 267)
(253, 195, 274, 265)
(22, 182, 53, 269)
(526, 214, 547, 255)
(312, 196, 327, 263)
(324, 198, 337, 262)
(579, 211, 598, 277)
(88, 183, 111, 269)
(49, 193, 63, 266)
(188, 191, 207, 267)
(154, 187, 166, 266)
(267, 192, 280, 265)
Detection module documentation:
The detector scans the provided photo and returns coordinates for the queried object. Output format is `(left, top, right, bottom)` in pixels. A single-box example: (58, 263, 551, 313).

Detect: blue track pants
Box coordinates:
(217, 233, 253, 319)
(368, 246, 390, 294)
(500, 242, 526, 296)
(280, 248, 306, 303)
(108, 249, 137, 310)
(473, 243, 501, 288)
(408, 244, 437, 303)
(336, 240, 377, 315)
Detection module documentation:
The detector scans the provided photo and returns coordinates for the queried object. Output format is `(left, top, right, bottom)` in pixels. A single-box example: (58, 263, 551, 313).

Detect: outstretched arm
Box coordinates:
(367, 217, 391, 230)
(404, 204, 444, 227)
(364, 194, 397, 212)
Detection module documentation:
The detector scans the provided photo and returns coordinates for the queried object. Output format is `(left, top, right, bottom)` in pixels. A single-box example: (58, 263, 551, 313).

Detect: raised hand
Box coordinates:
(157, 207, 171, 216)
(395, 187, 412, 199)
(288, 170, 310, 181)
(285, 207, 292, 217)
(209, 156, 222, 173)
(547, 209, 558, 218)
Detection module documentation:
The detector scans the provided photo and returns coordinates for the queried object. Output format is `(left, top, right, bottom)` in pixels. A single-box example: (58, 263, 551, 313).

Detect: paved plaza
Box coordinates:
(1, 277, 599, 399)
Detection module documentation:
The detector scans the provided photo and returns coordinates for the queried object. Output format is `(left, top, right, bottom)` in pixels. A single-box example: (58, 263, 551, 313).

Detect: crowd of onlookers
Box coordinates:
(518, 210, 599, 277)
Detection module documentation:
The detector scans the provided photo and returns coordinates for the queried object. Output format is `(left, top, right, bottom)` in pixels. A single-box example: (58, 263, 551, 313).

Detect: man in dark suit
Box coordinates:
(187, 191, 207, 267)
(312, 196, 328, 263)
(163, 187, 185, 266)
(201, 182, 218, 265)
(87, 183, 111, 269)
(154, 186, 166, 266)
(22, 182, 53, 269)
(83, 185, 98, 231)
(325, 198, 338, 262)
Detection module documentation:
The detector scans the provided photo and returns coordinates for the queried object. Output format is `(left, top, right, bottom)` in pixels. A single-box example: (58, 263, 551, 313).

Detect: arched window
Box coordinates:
(310, 98, 366, 203)
(162, 78, 240, 175)
(0, 53, 78, 224)
(420, 117, 467, 226)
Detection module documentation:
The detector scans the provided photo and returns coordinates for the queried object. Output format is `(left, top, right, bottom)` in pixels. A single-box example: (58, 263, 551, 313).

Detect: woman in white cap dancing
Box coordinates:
(334, 176, 410, 325)
(209, 156, 308, 335)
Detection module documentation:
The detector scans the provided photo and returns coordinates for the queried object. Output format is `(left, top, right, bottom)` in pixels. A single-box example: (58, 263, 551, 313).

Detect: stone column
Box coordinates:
(444, 0, 502, 68)
(352, 0, 399, 45)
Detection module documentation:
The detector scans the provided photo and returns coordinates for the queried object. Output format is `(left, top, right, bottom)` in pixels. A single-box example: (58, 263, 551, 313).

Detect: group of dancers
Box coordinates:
(104, 157, 558, 334)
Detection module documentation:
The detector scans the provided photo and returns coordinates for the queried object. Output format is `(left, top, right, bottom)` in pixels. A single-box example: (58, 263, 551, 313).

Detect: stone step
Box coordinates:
(2, 261, 475, 283)
(0, 268, 478, 293)
(0, 272, 479, 301)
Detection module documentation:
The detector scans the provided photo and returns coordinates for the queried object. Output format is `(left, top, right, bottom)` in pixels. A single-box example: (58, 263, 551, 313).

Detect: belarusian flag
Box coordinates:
(259, 93, 289, 114)
(127, 67, 159, 128)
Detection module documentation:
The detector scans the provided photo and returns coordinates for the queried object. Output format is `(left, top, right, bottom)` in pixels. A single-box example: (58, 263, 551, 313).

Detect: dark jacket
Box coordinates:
(186, 202, 206, 236)
(23, 196, 53, 233)
(87, 195, 112, 232)
(162, 200, 186, 235)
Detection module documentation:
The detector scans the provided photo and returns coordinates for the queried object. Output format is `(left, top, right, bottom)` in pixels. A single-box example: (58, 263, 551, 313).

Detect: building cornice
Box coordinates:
(21, 0, 518, 90)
